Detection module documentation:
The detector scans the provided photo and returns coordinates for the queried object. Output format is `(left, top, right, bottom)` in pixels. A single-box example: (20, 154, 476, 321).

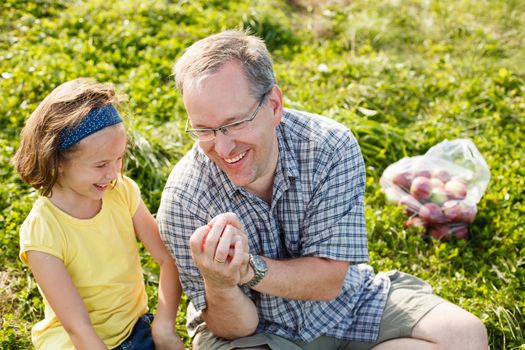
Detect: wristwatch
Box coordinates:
(242, 254, 268, 288)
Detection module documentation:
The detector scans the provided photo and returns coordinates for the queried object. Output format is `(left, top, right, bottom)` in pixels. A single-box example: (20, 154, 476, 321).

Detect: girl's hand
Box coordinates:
(151, 320, 185, 350)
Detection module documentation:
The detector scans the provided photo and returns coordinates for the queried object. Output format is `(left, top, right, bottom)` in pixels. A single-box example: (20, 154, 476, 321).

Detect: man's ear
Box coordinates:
(268, 85, 283, 125)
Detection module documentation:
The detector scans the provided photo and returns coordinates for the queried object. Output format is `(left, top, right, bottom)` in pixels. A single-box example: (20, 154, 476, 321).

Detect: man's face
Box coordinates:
(183, 61, 283, 199)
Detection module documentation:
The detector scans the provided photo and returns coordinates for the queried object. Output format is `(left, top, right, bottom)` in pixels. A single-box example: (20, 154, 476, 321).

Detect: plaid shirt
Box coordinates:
(157, 109, 390, 342)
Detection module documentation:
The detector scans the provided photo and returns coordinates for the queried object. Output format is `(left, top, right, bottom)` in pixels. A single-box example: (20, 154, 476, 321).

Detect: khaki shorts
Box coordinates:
(193, 271, 444, 350)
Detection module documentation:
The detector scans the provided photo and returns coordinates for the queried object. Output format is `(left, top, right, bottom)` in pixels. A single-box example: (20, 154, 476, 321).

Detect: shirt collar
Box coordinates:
(276, 114, 299, 181)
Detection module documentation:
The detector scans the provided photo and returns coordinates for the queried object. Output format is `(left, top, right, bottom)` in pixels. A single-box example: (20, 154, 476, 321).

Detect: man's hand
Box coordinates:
(190, 213, 251, 288)
(188, 213, 260, 338)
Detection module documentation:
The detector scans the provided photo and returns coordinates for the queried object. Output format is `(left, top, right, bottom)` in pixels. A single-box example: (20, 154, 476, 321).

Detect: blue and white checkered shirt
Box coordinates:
(157, 109, 390, 343)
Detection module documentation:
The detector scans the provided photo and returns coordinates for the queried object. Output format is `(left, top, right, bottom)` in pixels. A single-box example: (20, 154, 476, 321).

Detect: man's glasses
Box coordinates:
(185, 92, 268, 142)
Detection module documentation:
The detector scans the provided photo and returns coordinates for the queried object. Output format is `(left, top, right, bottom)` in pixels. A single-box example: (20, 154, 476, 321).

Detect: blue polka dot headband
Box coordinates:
(58, 104, 122, 152)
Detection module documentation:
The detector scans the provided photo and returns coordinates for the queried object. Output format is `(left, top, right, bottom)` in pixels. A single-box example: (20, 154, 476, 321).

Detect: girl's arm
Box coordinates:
(133, 200, 185, 350)
(26, 251, 108, 350)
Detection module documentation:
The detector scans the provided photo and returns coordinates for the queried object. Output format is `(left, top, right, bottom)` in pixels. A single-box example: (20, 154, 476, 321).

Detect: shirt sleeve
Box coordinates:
(301, 131, 369, 263)
(115, 175, 141, 217)
(19, 212, 66, 265)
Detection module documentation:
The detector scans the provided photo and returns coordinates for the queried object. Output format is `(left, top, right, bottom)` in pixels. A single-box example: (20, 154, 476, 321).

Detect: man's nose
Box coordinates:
(213, 130, 236, 158)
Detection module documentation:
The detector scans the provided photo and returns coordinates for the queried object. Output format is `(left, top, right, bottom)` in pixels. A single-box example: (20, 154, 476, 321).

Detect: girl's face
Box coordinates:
(56, 124, 127, 207)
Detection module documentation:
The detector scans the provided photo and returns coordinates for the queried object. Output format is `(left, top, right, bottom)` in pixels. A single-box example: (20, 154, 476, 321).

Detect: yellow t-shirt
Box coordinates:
(19, 175, 148, 349)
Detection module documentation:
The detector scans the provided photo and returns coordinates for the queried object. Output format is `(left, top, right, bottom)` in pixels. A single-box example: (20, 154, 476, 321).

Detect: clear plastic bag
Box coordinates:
(380, 139, 490, 240)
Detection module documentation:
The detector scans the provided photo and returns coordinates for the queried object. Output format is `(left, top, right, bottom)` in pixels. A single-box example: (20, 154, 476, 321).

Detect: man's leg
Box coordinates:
(192, 325, 302, 350)
(373, 301, 488, 350)
(335, 271, 487, 350)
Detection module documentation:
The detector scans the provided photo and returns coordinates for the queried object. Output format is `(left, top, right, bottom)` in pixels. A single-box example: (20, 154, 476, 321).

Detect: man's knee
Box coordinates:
(413, 302, 488, 349)
(445, 312, 487, 350)
(442, 304, 487, 339)
(456, 310, 488, 342)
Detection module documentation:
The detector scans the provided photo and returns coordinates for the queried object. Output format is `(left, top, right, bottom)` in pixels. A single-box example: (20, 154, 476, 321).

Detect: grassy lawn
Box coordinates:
(1, 0, 523, 349)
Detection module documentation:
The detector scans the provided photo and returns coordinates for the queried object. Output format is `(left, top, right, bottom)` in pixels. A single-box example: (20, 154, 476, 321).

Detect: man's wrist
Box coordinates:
(241, 254, 268, 288)
(239, 262, 255, 285)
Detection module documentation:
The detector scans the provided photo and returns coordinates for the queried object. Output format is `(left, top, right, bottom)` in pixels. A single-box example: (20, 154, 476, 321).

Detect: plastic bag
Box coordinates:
(380, 139, 490, 240)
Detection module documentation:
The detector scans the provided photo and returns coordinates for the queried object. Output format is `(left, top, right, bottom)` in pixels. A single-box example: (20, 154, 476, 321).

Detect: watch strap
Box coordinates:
(242, 254, 267, 288)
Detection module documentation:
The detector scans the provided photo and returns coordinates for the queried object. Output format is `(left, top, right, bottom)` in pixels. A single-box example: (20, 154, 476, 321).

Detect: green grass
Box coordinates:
(1, 0, 524, 349)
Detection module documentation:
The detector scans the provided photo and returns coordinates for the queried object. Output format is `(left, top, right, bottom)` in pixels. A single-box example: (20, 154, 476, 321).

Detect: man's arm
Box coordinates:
(157, 185, 258, 339)
(190, 214, 259, 339)
(245, 256, 349, 301)
(202, 282, 259, 339)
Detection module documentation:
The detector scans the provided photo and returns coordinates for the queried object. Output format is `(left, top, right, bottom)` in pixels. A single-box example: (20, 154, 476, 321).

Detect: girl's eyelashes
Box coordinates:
(95, 156, 123, 168)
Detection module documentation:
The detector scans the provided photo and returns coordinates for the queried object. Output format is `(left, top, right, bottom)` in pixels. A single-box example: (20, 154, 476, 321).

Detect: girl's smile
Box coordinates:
(51, 124, 127, 219)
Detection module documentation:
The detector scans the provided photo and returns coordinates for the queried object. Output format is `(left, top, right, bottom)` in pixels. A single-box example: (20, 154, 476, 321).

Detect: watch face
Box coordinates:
(252, 255, 267, 272)
(243, 255, 268, 288)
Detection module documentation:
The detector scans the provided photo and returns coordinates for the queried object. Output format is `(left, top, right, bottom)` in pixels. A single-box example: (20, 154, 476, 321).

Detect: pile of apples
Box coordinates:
(382, 168, 477, 240)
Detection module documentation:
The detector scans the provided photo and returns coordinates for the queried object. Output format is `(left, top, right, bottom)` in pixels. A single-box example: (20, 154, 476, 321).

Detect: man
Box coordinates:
(157, 30, 488, 350)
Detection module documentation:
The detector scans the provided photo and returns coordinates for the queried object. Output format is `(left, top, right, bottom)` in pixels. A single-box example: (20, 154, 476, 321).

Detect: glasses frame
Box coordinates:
(185, 92, 268, 142)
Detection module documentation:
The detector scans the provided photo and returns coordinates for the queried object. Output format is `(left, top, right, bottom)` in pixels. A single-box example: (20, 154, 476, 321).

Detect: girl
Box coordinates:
(12, 78, 185, 350)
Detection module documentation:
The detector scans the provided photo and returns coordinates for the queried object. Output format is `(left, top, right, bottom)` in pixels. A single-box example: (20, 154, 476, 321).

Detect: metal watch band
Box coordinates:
(242, 254, 267, 288)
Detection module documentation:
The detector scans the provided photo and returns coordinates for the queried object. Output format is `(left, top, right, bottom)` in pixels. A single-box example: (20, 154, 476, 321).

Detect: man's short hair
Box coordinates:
(173, 29, 276, 99)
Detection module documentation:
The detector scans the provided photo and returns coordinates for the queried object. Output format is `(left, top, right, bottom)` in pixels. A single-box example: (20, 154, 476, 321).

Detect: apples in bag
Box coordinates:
(380, 139, 490, 240)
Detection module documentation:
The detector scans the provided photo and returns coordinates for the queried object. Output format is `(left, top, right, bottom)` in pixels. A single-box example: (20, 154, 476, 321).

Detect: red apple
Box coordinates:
(431, 169, 451, 182)
(451, 176, 468, 185)
(450, 223, 470, 240)
(415, 169, 432, 178)
(393, 171, 413, 190)
(429, 225, 450, 240)
(419, 202, 446, 225)
(460, 202, 477, 224)
(405, 216, 426, 229)
(443, 200, 477, 223)
(454, 227, 470, 240)
(444, 179, 467, 200)
(429, 178, 444, 189)
(442, 200, 463, 222)
(410, 176, 432, 201)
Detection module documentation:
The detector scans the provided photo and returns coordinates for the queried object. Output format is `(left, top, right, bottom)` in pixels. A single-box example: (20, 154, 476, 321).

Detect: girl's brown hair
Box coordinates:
(12, 78, 126, 197)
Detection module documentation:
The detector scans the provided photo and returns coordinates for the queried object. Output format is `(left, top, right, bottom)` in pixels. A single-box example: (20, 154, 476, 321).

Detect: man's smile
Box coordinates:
(224, 151, 247, 164)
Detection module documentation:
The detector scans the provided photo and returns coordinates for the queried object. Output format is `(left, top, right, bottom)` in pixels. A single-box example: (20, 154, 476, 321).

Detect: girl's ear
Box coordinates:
(57, 159, 64, 174)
